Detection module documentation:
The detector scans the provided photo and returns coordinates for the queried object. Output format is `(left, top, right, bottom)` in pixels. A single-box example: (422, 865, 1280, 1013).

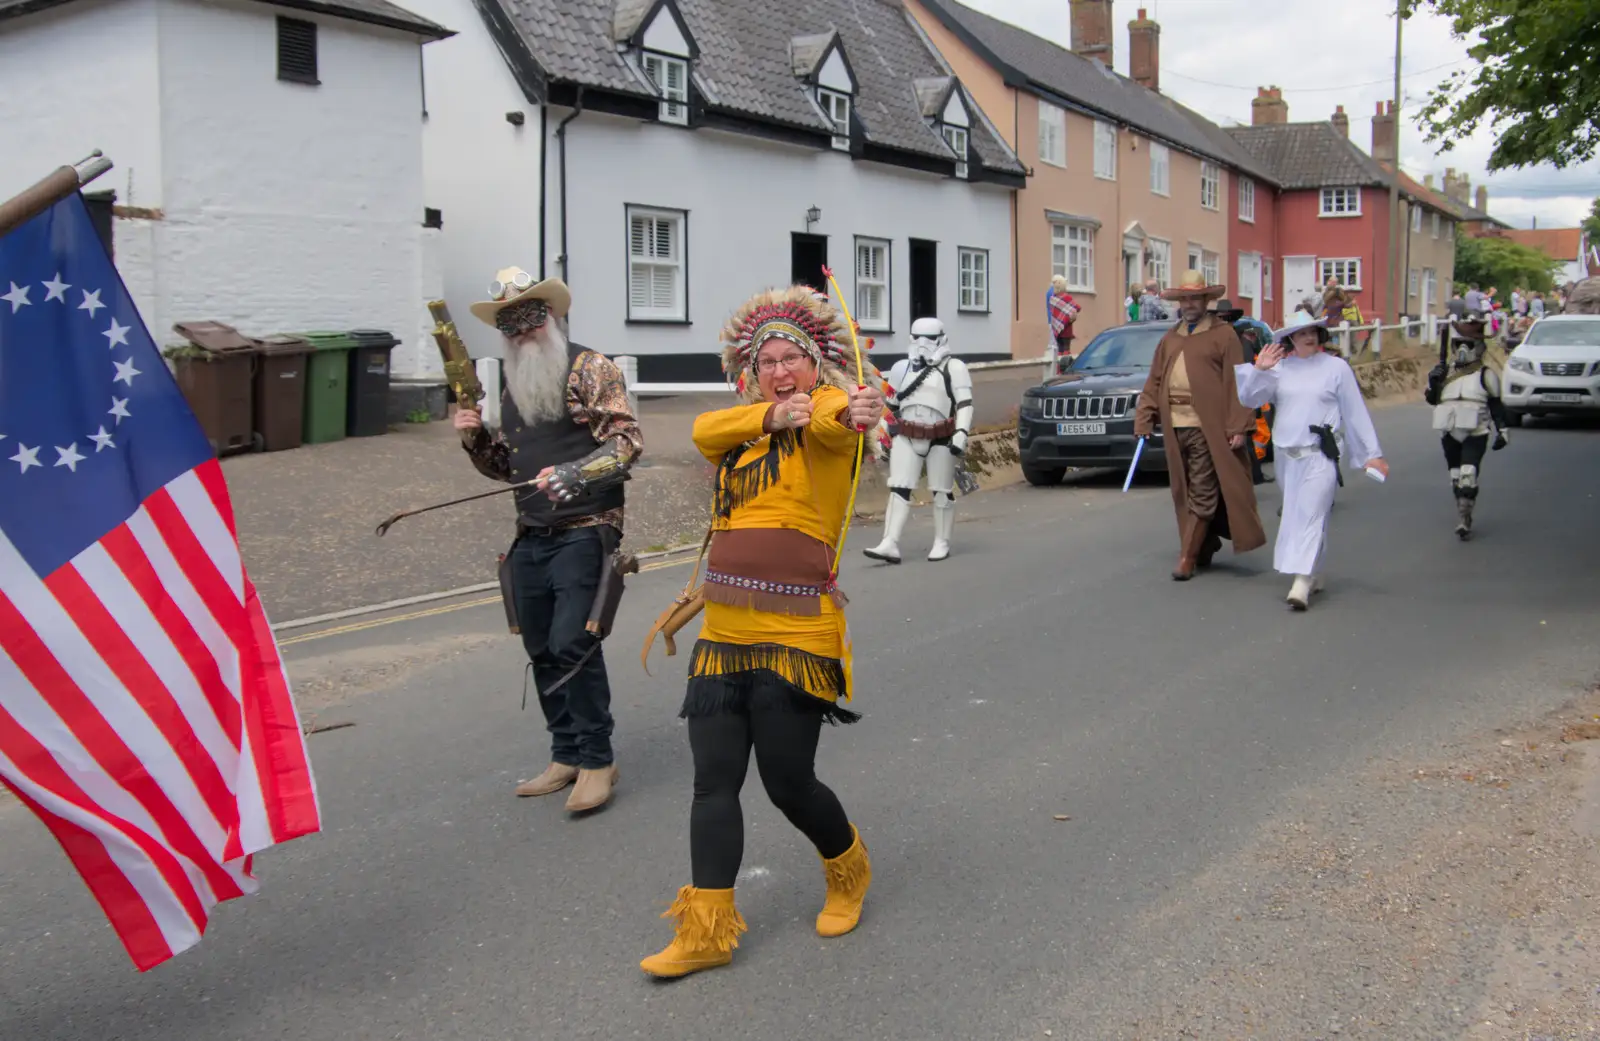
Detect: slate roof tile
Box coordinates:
(492, 0, 1022, 174)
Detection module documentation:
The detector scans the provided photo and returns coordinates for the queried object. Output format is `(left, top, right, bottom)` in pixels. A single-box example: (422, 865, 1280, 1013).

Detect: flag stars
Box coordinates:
(79, 288, 105, 317)
(3, 281, 30, 313)
(109, 396, 131, 424)
(103, 318, 131, 349)
(42, 274, 70, 302)
(113, 357, 142, 386)
(10, 444, 41, 473)
(89, 426, 116, 453)
(54, 443, 86, 473)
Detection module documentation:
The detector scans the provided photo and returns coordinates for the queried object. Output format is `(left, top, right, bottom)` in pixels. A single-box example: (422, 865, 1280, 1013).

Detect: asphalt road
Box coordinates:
(2, 405, 1596, 1041)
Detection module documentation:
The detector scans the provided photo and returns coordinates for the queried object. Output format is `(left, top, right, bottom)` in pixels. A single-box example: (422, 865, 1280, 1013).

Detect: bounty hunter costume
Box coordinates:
(863, 318, 974, 563)
(1425, 310, 1509, 540)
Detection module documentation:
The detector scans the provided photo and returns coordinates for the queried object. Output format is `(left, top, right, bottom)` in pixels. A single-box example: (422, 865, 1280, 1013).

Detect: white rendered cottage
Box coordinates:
(0, 0, 454, 382)
(421, 0, 1024, 382)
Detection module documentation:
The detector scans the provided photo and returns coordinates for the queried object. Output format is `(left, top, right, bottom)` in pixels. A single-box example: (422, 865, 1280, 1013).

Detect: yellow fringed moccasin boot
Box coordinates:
(816, 824, 871, 937)
(640, 885, 747, 979)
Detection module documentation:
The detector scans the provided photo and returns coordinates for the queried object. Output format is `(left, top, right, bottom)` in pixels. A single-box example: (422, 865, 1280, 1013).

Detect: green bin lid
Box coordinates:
(299, 331, 359, 351)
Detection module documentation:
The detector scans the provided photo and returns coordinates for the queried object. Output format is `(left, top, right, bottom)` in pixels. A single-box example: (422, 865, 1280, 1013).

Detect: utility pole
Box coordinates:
(1388, 2, 1405, 324)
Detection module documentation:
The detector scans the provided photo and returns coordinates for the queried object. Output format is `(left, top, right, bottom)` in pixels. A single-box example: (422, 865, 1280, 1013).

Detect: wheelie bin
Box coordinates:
(299, 331, 359, 444)
(252, 334, 312, 451)
(345, 329, 400, 437)
(167, 320, 257, 456)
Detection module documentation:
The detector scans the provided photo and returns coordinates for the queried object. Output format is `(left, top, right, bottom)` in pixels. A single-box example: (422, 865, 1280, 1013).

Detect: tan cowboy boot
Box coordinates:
(1171, 515, 1208, 581)
(565, 764, 619, 812)
(514, 762, 577, 797)
(640, 886, 747, 978)
(816, 824, 872, 937)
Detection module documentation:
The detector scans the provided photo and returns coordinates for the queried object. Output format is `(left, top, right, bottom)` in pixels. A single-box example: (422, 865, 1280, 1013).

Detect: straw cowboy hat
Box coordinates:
(1270, 309, 1331, 343)
(469, 266, 572, 327)
(1160, 269, 1226, 301)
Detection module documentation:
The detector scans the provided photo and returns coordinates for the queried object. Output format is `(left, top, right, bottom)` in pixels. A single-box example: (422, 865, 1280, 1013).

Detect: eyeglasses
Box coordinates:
(488, 270, 534, 300)
(755, 352, 811, 374)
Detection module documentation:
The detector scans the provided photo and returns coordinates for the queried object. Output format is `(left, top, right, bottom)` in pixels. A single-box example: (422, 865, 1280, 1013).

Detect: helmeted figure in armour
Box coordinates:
(1425, 309, 1509, 540)
(863, 317, 974, 563)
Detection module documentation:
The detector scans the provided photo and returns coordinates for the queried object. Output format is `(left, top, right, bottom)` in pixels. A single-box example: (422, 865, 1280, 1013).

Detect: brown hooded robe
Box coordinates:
(1133, 315, 1266, 553)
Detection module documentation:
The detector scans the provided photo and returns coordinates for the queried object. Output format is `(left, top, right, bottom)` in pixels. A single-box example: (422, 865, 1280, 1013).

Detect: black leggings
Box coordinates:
(687, 687, 854, 889)
(1441, 433, 1488, 472)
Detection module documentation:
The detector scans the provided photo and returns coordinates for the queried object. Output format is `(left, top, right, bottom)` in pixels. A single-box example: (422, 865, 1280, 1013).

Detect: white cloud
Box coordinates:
(961, 0, 1600, 229)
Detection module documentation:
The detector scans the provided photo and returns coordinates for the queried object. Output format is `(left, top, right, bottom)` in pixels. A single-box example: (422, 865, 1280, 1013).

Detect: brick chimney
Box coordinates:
(1370, 100, 1396, 163)
(1449, 171, 1470, 204)
(1128, 8, 1160, 91)
(1331, 104, 1349, 137)
(1423, 173, 1434, 189)
(1475, 185, 1488, 212)
(1070, 0, 1113, 65)
(1251, 86, 1287, 125)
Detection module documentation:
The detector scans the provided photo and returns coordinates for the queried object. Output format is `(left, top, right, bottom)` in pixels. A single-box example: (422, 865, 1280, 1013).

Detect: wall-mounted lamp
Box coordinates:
(506, 110, 525, 126)
(805, 205, 821, 229)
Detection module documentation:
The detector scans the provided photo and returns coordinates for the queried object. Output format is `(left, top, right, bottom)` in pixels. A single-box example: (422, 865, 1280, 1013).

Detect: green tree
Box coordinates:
(1412, 0, 1600, 171)
(1453, 233, 1562, 293)
(1582, 197, 1600, 245)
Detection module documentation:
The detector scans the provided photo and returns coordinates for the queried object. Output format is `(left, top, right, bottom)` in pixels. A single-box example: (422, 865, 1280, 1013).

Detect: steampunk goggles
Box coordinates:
(488, 270, 534, 300)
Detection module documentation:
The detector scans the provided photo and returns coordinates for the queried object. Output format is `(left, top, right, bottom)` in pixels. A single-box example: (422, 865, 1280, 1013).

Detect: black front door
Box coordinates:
(791, 233, 828, 294)
(909, 238, 937, 321)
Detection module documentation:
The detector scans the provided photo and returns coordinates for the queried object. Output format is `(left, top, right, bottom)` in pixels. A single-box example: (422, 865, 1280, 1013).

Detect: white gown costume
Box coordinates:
(864, 318, 974, 563)
(1234, 314, 1383, 610)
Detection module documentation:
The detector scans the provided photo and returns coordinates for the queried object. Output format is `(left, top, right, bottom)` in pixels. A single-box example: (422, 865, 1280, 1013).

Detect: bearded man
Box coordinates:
(1133, 270, 1266, 580)
(454, 267, 643, 814)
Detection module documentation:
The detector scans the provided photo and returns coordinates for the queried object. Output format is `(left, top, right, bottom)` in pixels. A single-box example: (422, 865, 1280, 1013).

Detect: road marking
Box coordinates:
(277, 556, 695, 648)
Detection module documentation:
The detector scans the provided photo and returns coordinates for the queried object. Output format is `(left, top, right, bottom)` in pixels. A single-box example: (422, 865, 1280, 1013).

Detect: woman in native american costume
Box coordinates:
(640, 286, 887, 979)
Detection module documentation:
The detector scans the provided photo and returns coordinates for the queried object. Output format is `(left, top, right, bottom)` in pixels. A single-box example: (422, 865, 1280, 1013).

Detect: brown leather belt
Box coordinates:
(895, 417, 957, 439)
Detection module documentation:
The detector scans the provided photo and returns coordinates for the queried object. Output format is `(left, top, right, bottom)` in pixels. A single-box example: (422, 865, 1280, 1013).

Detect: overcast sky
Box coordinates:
(962, 0, 1600, 230)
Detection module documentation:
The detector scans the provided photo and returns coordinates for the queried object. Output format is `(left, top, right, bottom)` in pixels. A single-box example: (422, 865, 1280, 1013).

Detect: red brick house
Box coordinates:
(1225, 90, 1464, 322)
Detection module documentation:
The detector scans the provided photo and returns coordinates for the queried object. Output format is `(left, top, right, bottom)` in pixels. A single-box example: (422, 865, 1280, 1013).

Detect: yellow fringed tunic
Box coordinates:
(688, 384, 859, 705)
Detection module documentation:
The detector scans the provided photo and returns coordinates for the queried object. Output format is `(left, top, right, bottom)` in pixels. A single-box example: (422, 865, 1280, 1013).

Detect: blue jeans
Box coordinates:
(510, 525, 615, 769)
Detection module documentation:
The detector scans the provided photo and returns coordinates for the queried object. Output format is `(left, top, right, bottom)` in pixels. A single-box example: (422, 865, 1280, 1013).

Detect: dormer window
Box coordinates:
(818, 88, 851, 150)
(617, 0, 697, 127)
(939, 88, 971, 179)
(793, 30, 857, 152)
(642, 53, 688, 125)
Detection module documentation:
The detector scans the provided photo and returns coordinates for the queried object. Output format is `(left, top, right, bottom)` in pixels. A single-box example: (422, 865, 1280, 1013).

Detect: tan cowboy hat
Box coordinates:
(469, 266, 572, 326)
(1160, 269, 1226, 301)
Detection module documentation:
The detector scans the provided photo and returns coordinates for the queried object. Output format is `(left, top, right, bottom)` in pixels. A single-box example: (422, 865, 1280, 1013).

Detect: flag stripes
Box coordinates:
(0, 459, 316, 970)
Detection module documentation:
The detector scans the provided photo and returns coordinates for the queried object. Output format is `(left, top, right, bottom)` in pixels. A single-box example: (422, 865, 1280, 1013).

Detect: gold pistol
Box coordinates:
(428, 300, 486, 411)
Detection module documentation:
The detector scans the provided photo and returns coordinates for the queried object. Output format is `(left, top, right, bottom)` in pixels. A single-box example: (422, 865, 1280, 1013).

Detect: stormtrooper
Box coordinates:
(864, 317, 974, 563)
(1425, 309, 1509, 540)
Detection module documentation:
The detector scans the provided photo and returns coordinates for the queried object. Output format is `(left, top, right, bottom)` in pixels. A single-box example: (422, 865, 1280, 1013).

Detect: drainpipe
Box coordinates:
(538, 105, 548, 279)
(555, 86, 586, 286)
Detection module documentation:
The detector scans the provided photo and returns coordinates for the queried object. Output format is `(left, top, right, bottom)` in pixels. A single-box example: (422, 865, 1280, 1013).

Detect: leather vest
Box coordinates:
(503, 342, 626, 528)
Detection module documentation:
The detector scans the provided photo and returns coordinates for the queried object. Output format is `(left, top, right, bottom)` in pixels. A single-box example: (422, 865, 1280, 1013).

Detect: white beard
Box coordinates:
(501, 324, 569, 424)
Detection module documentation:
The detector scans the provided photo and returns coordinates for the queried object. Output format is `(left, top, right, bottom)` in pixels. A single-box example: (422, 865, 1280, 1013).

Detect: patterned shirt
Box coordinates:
(462, 348, 643, 533)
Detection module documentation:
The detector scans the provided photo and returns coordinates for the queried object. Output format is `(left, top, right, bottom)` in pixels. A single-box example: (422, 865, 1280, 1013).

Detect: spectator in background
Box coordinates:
(1047, 275, 1079, 372)
(1126, 283, 1143, 322)
(1463, 283, 1487, 312)
(1138, 279, 1169, 322)
(1528, 291, 1546, 319)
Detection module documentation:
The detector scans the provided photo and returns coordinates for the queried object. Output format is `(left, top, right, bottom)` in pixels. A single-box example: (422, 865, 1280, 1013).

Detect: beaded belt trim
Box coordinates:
(705, 569, 825, 598)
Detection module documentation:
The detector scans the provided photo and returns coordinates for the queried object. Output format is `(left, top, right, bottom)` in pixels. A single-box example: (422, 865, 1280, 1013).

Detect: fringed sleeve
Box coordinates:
(803, 385, 859, 455)
(692, 403, 776, 464)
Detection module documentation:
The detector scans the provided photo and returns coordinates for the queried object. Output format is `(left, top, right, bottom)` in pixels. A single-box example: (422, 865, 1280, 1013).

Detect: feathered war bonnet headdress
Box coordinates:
(720, 285, 857, 403)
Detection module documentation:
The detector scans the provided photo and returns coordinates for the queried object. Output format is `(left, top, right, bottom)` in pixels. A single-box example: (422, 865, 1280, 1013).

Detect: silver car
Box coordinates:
(1502, 314, 1600, 424)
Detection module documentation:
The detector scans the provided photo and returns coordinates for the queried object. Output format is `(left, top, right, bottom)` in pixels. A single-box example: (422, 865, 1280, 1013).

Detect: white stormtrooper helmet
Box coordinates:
(909, 316, 950, 364)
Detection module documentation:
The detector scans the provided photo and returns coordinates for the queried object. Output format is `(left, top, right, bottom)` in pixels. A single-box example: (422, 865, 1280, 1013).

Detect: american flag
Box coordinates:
(0, 192, 321, 971)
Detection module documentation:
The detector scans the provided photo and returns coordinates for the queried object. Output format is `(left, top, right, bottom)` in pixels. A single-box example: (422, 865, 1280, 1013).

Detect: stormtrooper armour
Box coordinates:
(864, 317, 974, 563)
(1430, 319, 1508, 540)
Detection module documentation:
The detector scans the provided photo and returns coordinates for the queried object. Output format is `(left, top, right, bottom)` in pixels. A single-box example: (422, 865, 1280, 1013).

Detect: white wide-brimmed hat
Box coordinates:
(1270, 310, 1331, 343)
